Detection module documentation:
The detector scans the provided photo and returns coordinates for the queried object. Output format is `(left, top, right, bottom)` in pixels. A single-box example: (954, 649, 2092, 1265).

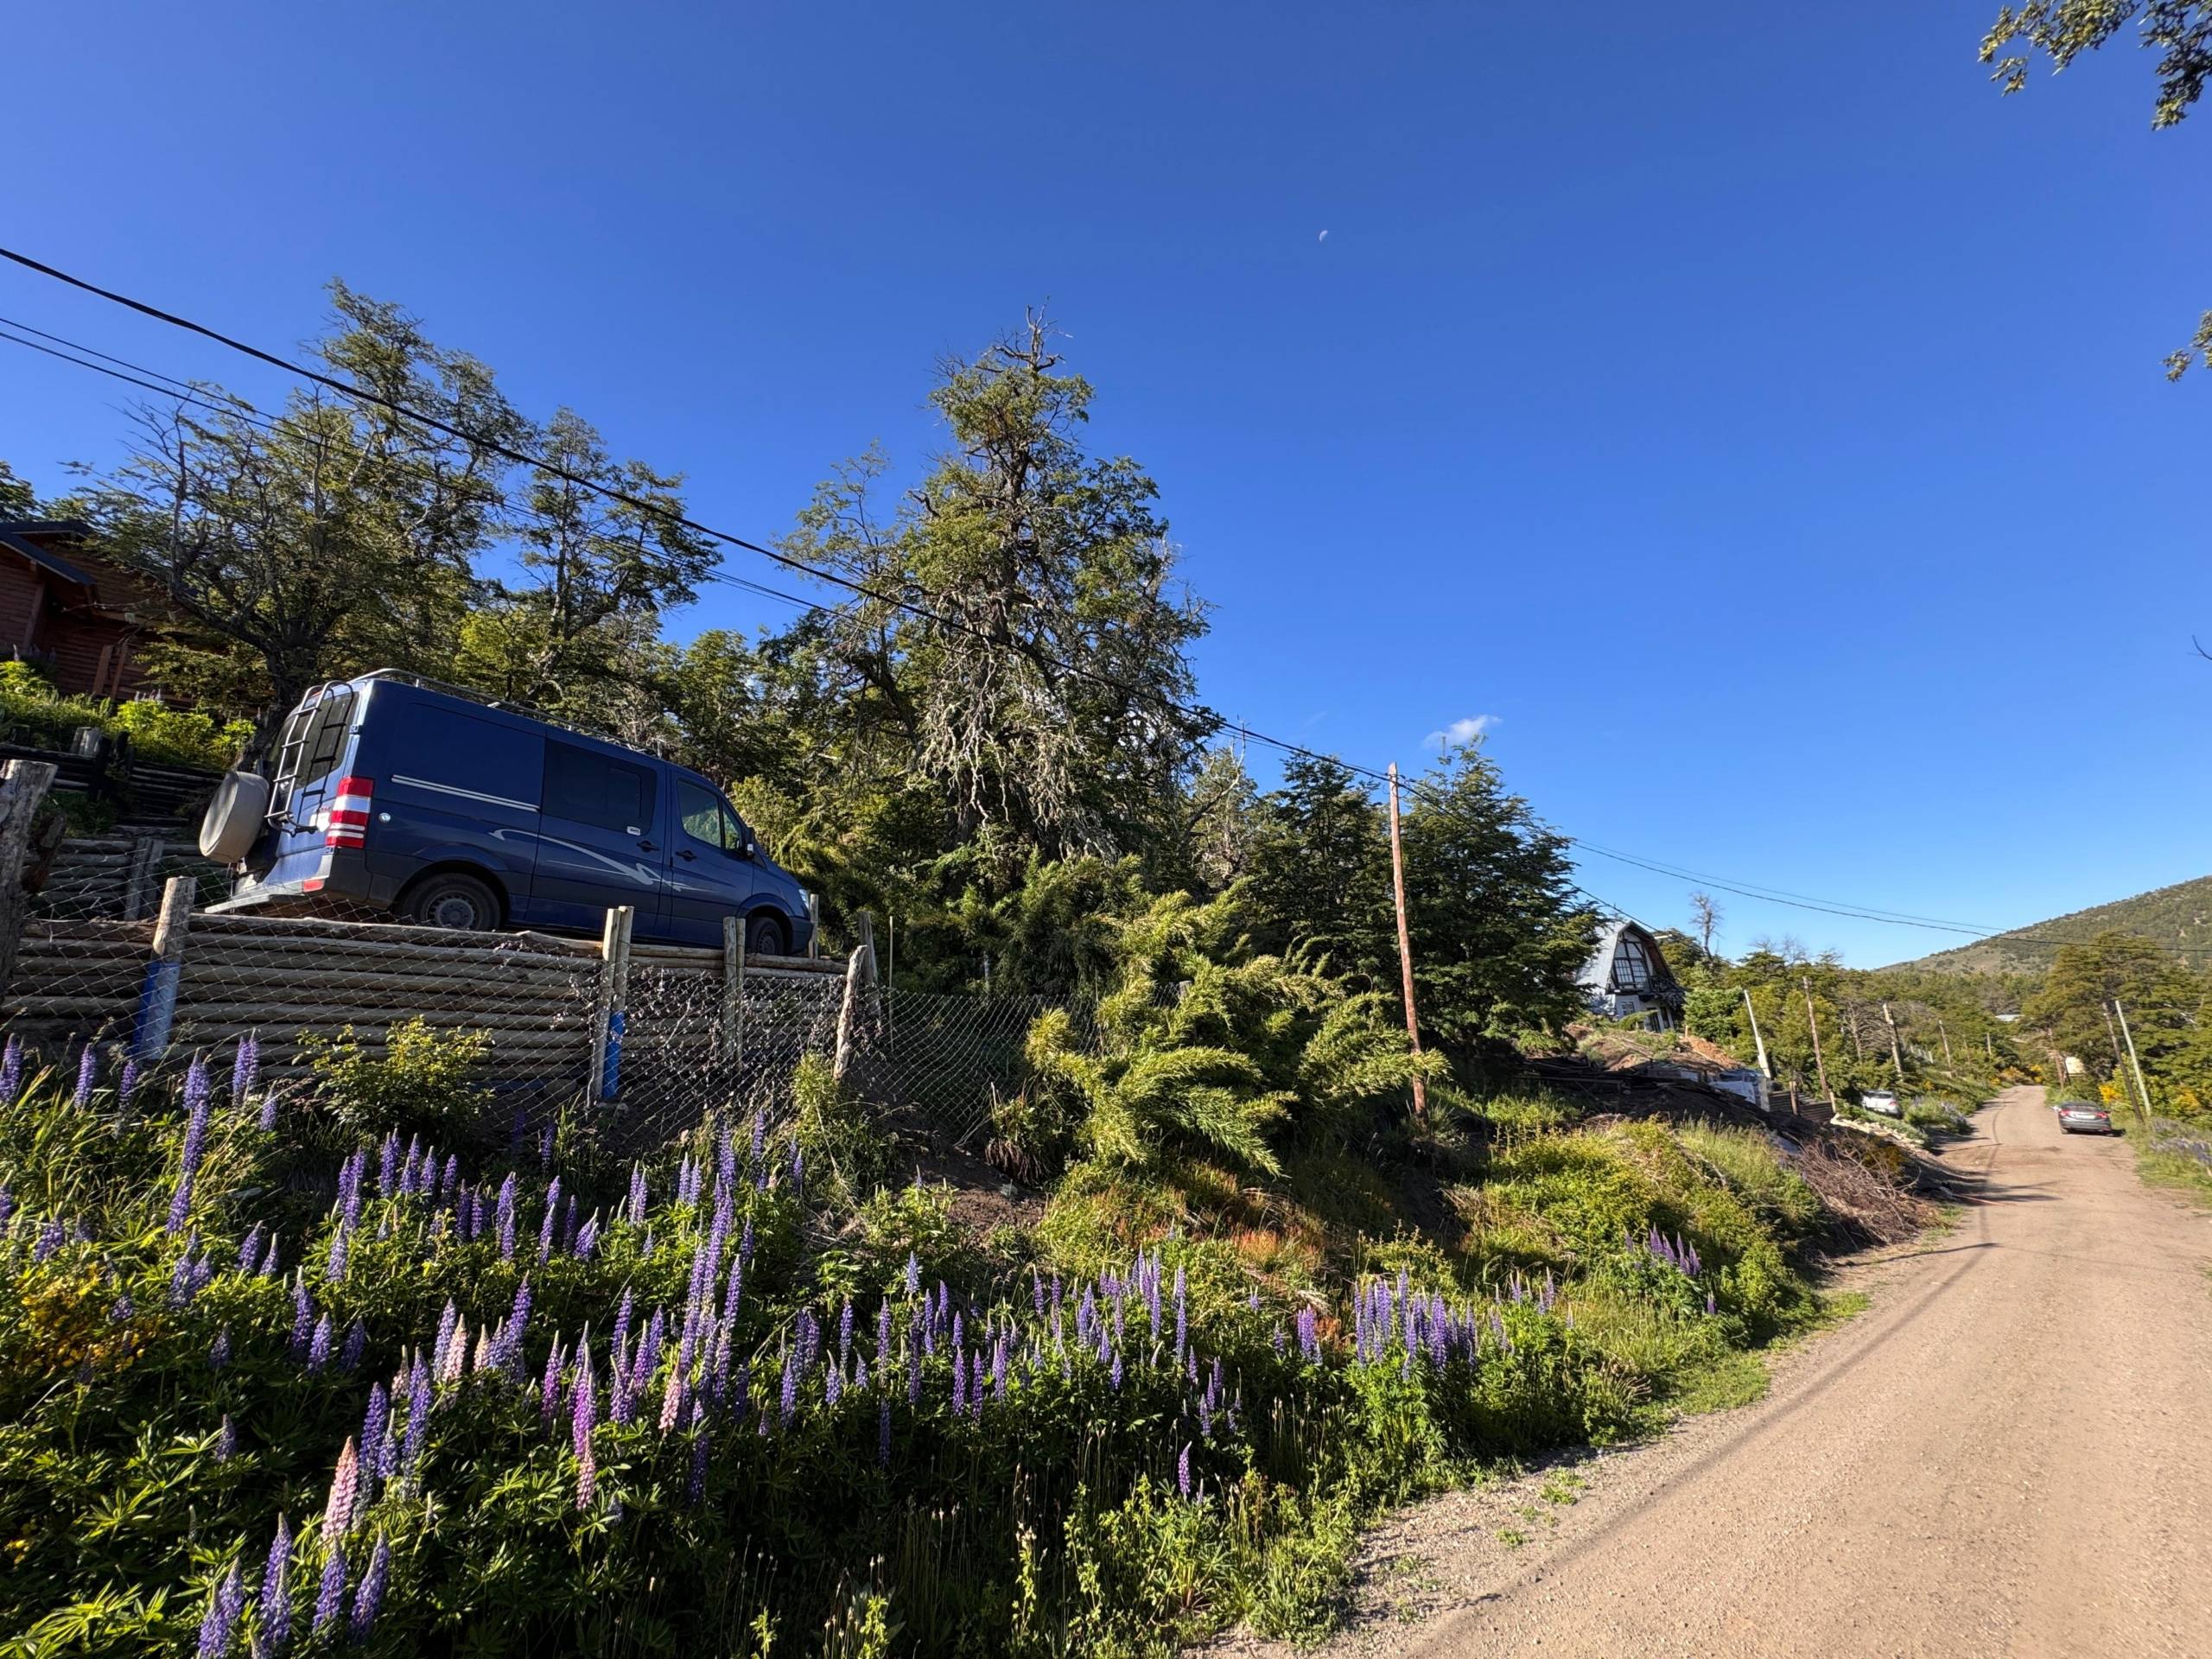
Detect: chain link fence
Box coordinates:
(0, 880, 1088, 1161)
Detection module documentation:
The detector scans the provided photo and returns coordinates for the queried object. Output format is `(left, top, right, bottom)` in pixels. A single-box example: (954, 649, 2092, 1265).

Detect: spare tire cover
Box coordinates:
(198, 771, 274, 861)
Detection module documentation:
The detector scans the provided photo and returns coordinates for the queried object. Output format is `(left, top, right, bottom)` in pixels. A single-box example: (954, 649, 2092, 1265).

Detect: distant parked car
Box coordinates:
(1858, 1090, 1903, 1118)
(196, 671, 816, 954)
(2056, 1102, 2115, 1135)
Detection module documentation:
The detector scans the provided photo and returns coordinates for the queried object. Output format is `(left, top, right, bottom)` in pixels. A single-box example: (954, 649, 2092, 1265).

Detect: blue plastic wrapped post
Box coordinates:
(590, 906, 634, 1103)
(132, 876, 195, 1061)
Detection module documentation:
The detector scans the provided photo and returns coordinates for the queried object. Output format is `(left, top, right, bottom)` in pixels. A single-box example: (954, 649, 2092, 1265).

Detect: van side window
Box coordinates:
(543, 742, 656, 835)
(677, 781, 729, 849)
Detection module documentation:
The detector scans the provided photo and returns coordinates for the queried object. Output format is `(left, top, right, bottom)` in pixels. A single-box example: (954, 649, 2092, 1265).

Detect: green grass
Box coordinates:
(2130, 1118, 2212, 1208)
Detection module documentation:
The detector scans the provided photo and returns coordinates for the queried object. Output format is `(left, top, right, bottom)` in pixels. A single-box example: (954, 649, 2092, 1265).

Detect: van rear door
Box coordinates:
(530, 739, 669, 936)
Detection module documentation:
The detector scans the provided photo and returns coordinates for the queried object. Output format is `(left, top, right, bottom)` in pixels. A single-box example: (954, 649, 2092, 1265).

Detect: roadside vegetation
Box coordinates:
(0, 898, 1923, 1657)
(2129, 1117, 2212, 1208)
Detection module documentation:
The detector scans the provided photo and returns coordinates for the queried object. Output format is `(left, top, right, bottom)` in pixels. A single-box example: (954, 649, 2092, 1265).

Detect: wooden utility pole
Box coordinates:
(1385, 764, 1427, 1117)
(1936, 1016, 1954, 1067)
(2113, 1001, 2154, 1128)
(1800, 976, 1832, 1101)
(1881, 1001, 1907, 1085)
(2099, 1001, 2124, 1077)
(1741, 987, 1771, 1079)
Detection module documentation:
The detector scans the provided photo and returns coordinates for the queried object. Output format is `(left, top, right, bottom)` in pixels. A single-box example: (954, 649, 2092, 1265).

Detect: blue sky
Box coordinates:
(5, 2, 2208, 964)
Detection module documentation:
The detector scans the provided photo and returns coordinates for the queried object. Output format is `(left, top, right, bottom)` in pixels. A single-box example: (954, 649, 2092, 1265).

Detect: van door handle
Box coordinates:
(676, 849, 696, 861)
(639, 839, 658, 853)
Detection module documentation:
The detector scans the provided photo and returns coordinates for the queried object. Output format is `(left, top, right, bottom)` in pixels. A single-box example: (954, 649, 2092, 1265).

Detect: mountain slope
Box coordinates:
(1889, 874, 2212, 977)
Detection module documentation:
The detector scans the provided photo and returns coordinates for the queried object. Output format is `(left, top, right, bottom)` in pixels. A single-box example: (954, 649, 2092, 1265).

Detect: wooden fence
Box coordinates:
(3, 876, 855, 1119)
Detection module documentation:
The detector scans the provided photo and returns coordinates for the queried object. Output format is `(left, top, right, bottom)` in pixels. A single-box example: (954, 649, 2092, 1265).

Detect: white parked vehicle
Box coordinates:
(1858, 1090, 1903, 1118)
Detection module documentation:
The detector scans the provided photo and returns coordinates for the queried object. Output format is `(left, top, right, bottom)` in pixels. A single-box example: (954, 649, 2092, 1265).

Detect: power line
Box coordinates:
(0, 246, 2171, 954)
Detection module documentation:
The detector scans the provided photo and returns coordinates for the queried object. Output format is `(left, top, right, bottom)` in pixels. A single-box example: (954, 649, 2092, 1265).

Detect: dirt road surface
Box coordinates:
(1237, 1087, 2212, 1659)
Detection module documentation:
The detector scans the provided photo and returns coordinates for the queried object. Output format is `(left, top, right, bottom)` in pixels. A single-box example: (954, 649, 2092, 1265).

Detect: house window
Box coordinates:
(1611, 933, 1655, 994)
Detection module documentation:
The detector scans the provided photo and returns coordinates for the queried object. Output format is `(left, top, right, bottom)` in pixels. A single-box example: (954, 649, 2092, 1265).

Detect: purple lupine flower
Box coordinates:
(403, 1352, 431, 1482)
(779, 1351, 798, 1427)
(289, 1278, 314, 1356)
(340, 1319, 366, 1374)
(907, 1347, 922, 1406)
(440, 1155, 458, 1198)
(571, 1343, 598, 1510)
(537, 1178, 561, 1263)
(839, 1299, 855, 1364)
(231, 1032, 260, 1105)
(429, 1300, 459, 1380)
(324, 1437, 360, 1537)
(167, 1065, 215, 1233)
(209, 1327, 232, 1371)
(904, 1252, 921, 1297)
(876, 1300, 893, 1361)
(540, 1341, 563, 1427)
(739, 1217, 755, 1269)
(213, 1414, 236, 1460)
(560, 1192, 578, 1254)
(1173, 1268, 1187, 1368)
(495, 1173, 518, 1259)
(1297, 1305, 1319, 1363)
(1707, 1291, 1718, 1317)
(825, 1362, 843, 1408)
(72, 1042, 98, 1108)
(34, 1218, 62, 1262)
(195, 1561, 245, 1659)
(0, 1035, 21, 1102)
(1178, 1443, 1193, 1500)
(0, 1187, 11, 1233)
(626, 1161, 647, 1225)
(312, 1548, 348, 1638)
(1109, 1351, 1123, 1392)
(376, 1132, 398, 1197)
(323, 1229, 350, 1284)
(349, 1533, 389, 1642)
(538, 1124, 554, 1168)
(118, 1056, 142, 1105)
(575, 1214, 599, 1260)
(257, 1083, 279, 1133)
(237, 1222, 265, 1275)
(358, 1383, 389, 1494)
(950, 1346, 967, 1414)
(258, 1516, 294, 1655)
(307, 1315, 333, 1375)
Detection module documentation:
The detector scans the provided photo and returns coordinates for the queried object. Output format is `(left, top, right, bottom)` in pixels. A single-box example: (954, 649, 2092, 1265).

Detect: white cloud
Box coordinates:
(1424, 714, 1500, 749)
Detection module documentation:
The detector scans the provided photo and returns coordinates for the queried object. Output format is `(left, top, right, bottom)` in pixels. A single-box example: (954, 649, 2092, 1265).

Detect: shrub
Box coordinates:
(304, 1018, 493, 1143)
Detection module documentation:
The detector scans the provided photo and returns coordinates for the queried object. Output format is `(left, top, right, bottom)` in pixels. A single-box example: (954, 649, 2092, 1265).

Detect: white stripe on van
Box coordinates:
(389, 774, 539, 813)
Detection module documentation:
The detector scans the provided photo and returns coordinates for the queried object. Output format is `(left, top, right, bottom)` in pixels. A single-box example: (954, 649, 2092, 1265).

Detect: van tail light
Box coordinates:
(324, 774, 373, 849)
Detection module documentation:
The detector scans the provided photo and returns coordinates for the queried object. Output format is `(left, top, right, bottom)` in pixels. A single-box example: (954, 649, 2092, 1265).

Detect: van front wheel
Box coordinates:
(398, 872, 501, 934)
(745, 912, 787, 959)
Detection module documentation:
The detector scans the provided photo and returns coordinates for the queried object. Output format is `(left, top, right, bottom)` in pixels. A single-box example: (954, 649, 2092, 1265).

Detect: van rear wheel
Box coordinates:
(745, 912, 787, 959)
(398, 872, 500, 933)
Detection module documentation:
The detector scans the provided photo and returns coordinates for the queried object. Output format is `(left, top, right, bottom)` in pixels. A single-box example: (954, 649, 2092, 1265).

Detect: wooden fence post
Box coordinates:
(805, 893, 821, 960)
(833, 913, 877, 1085)
(123, 834, 166, 922)
(0, 759, 58, 1008)
(590, 905, 635, 1103)
(721, 913, 747, 1064)
(131, 874, 196, 1060)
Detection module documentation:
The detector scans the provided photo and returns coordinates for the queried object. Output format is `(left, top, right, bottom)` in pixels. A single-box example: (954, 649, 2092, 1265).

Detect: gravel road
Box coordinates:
(1233, 1087, 2212, 1658)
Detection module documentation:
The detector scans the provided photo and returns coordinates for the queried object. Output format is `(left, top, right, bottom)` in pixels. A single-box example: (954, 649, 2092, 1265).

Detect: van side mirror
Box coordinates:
(741, 837, 756, 860)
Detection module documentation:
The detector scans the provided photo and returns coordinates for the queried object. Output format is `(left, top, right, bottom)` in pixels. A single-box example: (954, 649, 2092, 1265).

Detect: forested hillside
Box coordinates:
(1889, 874, 2212, 979)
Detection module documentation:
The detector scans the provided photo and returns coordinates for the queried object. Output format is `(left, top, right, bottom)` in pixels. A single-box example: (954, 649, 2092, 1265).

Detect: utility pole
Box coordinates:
(1936, 1016, 1954, 1067)
(2113, 1001, 2154, 1128)
(1881, 1001, 1907, 1087)
(1800, 976, 1832, 1101)
(2099, 1001, 2124, 1078)
(1386, 764, 1427, 1117)
(1742, 987, 1771, 1079)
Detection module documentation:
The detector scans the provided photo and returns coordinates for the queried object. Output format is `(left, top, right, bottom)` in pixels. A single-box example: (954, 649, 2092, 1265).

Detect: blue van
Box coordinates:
(198, 670, 816, 955)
